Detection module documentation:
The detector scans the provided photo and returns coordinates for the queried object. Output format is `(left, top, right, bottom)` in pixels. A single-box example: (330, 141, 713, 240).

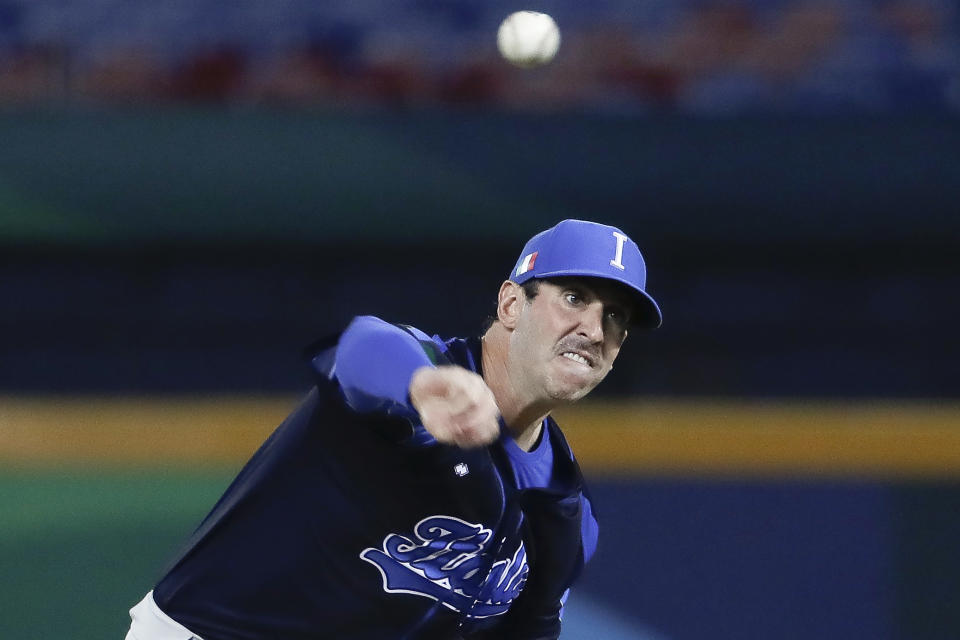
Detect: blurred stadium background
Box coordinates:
(1, 0, 959, 638)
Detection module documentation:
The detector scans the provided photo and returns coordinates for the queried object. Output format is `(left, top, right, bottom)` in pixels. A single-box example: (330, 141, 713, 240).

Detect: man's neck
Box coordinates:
(480, 326, 555, 451)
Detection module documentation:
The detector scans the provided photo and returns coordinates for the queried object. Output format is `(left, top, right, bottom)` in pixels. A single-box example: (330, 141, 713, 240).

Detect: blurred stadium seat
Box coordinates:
(0, 0, 957, 113)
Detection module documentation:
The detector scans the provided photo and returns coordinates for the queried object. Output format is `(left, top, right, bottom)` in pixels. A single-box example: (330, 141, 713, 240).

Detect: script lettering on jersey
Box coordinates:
(360, 515, 528, 618)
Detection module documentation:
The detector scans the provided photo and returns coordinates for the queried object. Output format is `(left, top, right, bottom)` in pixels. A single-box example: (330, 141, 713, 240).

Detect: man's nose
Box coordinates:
(578, 303, 605, 344)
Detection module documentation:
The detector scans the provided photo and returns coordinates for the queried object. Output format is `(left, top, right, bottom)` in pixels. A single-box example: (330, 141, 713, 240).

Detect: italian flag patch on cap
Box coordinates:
(516, 251, 538, 276)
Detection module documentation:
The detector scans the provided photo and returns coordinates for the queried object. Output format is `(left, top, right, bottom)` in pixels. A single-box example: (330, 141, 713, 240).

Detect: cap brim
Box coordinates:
(517, 269, 663, 329)
(630, 289, 663, 329)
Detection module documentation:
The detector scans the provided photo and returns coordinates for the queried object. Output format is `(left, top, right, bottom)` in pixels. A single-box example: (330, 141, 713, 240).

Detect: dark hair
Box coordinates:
(480, 280, 541, 334)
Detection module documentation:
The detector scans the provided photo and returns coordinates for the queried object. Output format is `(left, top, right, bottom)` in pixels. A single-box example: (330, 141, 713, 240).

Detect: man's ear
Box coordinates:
(497, 280, 523, 330)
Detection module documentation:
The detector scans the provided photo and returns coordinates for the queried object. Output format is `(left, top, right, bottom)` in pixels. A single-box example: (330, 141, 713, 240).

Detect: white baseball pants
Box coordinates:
(125, 591, 202, 640)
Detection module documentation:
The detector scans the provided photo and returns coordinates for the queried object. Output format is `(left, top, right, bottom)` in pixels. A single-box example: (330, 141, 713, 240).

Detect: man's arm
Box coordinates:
(334, 316, 433, 415)
(334, 316, 499, 448)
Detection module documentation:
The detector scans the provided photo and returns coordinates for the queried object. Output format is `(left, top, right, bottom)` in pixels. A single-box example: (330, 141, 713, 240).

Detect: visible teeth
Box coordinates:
(562, 352, 589, 366)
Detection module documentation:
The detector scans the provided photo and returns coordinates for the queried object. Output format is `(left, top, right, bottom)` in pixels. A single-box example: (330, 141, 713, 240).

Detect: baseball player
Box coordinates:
(125, 219, 662, 640)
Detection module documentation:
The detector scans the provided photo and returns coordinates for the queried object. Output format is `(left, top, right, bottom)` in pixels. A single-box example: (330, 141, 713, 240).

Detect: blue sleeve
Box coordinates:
(333, 316, 438, 418)
(580, 493, 599, 564)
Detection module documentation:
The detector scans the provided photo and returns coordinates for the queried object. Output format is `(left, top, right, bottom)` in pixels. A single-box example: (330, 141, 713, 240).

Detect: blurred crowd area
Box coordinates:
(0, 0, 958, 114)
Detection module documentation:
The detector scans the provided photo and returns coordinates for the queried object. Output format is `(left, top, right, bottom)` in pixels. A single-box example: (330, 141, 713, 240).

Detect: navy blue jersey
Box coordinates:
(152, 317, 598, 639)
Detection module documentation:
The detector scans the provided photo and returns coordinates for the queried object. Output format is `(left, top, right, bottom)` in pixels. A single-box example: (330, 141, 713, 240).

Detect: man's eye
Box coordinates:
(564, 292, 582, 305)
(606, 308, 628, 324)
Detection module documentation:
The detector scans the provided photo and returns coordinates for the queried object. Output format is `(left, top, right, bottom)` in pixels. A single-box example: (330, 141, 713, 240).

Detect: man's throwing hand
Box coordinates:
(409, 366, 500, 448)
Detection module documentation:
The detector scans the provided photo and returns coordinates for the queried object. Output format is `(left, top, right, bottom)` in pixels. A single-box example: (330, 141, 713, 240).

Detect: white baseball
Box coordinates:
(496, 11, 560, 68)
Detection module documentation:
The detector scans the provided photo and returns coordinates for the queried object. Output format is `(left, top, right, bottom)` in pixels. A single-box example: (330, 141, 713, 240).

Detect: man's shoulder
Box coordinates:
(436, 334, 482, 372)
(393, 323, 455, 363)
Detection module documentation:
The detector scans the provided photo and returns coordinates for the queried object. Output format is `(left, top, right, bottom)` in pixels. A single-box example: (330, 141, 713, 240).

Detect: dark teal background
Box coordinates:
(2, 109, 958, 639)
(3, 111, 956, 396)
(1, 111, 959, 246)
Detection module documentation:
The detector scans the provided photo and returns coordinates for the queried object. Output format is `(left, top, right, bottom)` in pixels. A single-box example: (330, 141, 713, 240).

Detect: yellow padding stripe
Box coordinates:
(554, 400, 960, 478)
(0, 395, 289, 467)
(2, 395, 959, 477)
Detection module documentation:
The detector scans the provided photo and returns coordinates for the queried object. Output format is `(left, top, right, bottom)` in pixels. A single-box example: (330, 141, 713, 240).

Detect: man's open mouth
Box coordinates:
(560, 351, 593, 367)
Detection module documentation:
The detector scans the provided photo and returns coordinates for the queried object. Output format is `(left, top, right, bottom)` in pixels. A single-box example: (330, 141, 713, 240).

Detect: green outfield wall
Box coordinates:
(1, 110, 958, 247)
(2, 395, 959, 640)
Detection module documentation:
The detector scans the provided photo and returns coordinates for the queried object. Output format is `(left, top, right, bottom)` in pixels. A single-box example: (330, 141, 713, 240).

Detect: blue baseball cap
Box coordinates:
(510, 219, 662, 329)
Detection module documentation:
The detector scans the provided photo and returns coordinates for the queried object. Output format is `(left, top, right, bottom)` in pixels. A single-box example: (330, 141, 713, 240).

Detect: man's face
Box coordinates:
(508, 277, 631, 403)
